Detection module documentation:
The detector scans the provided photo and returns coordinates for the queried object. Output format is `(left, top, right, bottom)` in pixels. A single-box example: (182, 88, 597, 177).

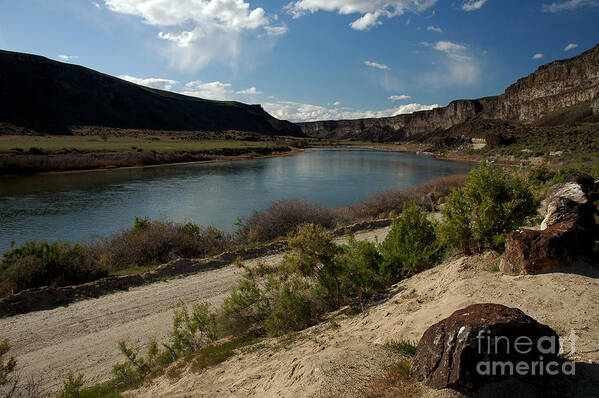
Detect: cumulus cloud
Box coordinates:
(103, 0, 285, 70)
(389, 94, 411, 101)
(57, 55, 79, 61)
(542, 0, 598, 12)
(181, 81, 234, 100)
(532, 53, 544, 60)
(119, 75, 178, 91)
(364, 60, 391, 70)
(461, 0, 488, 11)
(427, 25, 442, 32)
(286, 0, 438, 31)
(564, 43, 579, 51)
(263, 101, 439, 122)
(236, 87, 262, 95)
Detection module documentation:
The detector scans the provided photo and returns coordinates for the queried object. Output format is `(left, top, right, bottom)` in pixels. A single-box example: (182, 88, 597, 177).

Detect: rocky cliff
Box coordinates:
(299, 44, 599, 140)
(0, 50, 303, 136)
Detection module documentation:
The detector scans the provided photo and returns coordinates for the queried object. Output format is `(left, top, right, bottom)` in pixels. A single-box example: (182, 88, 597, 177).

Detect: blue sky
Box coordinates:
(0, 0, 598, 122)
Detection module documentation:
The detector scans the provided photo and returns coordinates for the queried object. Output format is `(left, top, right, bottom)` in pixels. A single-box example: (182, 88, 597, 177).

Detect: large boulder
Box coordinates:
(504, 173, 597, 274)
(410, 303, 559, 391)
(500, 222, 594, 274)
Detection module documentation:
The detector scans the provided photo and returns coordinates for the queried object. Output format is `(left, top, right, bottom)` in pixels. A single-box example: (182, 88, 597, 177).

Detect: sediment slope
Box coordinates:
(299, 44, 599, 140)
(127, 254, 599, 398)
(0, 50, 302, 136)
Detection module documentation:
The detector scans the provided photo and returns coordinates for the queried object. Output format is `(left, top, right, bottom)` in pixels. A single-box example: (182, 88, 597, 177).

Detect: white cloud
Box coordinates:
(103, 0, 285, 70)
(564, 43, 579, 51)
(421, 41, 480, 86)
(423, 40, 467, 54)
(461, 0, 488, 11)
(182, 81, 234, 100)
(427, 25, 442, 32)
(93, 2, 101, 8)
(542, 0, 598, 12)
(364, 60, 391, 70)
(119, 75, 178, 91)
(265, 25, 288, 36)
(236, 87, 262, 95)
(263, 101, 439, 122)
(532, 53, 545, 60)
(333, 101, 341, 106)
(389, 94, 411, 101)
(286, 0, 438, 31)
(57, 55, 79, 61)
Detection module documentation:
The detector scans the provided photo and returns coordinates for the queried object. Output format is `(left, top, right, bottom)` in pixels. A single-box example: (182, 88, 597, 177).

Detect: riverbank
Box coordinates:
(0, 142, 300, 175)
(0, 226, 391, 393)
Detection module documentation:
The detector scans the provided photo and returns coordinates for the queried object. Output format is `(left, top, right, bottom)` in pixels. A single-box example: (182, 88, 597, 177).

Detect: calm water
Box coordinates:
(0, 149, 472, 252)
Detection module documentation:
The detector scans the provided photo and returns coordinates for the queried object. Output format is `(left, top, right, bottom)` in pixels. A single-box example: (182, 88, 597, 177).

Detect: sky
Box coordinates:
(0, 0, 598, 122)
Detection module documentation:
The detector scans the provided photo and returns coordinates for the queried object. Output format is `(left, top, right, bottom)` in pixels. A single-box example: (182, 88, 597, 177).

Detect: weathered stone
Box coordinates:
(501, 222, 594, 275)
(541, 196, 595, 230)
(541, 173, 596, 230)
(410, 303, 559, 391)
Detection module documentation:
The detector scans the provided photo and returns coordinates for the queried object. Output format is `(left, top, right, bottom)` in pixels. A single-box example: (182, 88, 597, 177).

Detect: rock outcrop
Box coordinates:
(501, 174, 597, 275)
(300, 44, 599, 140)
(410, 303, 559, 391)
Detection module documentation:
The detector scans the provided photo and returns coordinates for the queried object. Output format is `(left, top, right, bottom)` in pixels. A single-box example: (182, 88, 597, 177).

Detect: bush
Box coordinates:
(236, 200, 337, 243)
(283, 224, 343, 306)
(0, 241, 107, 294)
(336, 174, 467, 222)
(337, 233, 384, 307)
(90, 220, 235, 273)
(378, 201, 441, 282)
(438, 161, 539, 253)
(60, 373, 84, 398)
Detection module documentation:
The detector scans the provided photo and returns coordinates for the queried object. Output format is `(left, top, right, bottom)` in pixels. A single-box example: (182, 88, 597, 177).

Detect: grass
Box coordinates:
(0, 135, 284, 155)
(384, 340, 417, 357)
(189, 335, 261, 373)
(110, 264, 158, 277)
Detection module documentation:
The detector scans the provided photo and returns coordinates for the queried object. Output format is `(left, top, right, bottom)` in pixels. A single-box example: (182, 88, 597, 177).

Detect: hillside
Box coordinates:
(0, 50, 302, 137)
(299, 43, 599, 141)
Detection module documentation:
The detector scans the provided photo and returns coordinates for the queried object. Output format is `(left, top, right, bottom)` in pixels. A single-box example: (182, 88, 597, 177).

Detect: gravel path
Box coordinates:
(0, 228, 389, 394)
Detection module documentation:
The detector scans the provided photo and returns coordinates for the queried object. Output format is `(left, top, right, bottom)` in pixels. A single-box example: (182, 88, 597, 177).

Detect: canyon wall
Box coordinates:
(299, 44, 599, 140)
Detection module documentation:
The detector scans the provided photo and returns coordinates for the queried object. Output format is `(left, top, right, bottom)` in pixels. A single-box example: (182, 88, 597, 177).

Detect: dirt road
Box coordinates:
(0, 228, 389, 394)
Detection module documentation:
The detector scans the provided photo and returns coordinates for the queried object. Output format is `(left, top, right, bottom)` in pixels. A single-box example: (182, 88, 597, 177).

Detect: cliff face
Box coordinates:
(300, 44, 599, 140)
(0, 50, 303, 137)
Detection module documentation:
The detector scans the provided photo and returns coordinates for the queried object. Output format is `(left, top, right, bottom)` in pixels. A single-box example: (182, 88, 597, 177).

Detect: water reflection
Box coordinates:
(0, 149, 472, 251)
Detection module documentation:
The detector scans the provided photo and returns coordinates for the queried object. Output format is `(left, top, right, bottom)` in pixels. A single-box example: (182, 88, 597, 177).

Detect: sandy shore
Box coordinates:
(0, 228, 388, 394)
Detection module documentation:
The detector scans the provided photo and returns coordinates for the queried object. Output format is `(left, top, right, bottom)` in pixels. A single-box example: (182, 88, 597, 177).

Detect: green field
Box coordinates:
(0, 135, 287, 155)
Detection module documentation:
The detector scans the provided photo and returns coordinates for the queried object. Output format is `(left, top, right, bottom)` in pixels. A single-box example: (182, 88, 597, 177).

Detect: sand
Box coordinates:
(0, 228, 388, 394)
(126, 253, 599, 398)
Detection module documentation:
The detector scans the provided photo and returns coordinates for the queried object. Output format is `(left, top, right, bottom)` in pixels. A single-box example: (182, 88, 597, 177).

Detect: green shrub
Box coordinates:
(283, 224, 343, 306)
(438, 162, 539, 253)
(0, 241, 107, 294)
(337, 233, 384, 306)
(60, 373, 84, 398)
(168, 301, 218, 355)
(262, 276, 320, 336)
(385, 339, 417, 357)
(378, 201, 441, 282)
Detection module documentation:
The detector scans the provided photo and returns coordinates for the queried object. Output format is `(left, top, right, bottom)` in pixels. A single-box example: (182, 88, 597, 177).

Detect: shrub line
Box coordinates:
(0, 219, 392, 317)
